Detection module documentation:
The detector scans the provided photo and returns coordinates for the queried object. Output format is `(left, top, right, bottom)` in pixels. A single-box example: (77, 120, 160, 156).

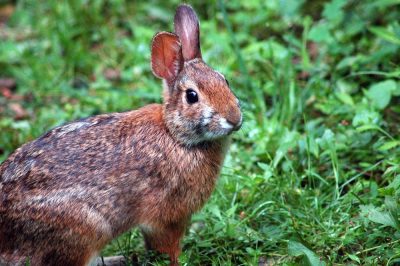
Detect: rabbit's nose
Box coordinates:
(226, 108, 242, 131)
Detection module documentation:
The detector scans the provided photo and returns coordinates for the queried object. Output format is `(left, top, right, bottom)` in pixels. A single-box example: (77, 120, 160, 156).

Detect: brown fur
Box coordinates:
(0, 4, 241, 266)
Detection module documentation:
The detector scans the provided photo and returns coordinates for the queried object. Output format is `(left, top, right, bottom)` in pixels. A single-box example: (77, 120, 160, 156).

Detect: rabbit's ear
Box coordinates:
(174, 4, 202, 61)
(151, 32, 183, 81)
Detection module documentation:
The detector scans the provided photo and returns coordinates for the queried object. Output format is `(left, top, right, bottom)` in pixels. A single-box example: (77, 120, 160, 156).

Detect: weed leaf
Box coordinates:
(362, 205, 398, 230)
(369, 26, 400, 45)
(288, 241, 326, 266)
(378, 141, 400, 151)
(367, 80, 396, 110)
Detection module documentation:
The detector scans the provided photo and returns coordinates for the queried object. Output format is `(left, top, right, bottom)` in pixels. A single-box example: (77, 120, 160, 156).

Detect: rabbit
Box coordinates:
(0, 4, 242, 266)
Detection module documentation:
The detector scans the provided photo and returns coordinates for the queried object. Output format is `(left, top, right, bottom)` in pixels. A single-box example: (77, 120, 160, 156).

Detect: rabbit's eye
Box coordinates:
(186, 89, 198, 104)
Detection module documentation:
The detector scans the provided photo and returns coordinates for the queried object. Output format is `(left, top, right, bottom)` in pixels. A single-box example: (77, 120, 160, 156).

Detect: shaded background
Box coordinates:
(1, 0, 400, 265)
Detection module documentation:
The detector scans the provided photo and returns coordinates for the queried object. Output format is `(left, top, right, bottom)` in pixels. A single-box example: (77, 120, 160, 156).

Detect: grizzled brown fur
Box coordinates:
(0, 4, 241, 266)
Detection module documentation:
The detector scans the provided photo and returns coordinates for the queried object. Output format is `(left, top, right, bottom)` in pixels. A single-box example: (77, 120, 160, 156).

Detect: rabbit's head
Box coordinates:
(151, 4, 242, 146)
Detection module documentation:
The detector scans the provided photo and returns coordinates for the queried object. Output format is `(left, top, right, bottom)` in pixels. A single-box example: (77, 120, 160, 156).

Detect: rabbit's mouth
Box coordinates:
(165, 108, 241, 145)
(203, 119, 242, 139)
(196, 112, 242, 141)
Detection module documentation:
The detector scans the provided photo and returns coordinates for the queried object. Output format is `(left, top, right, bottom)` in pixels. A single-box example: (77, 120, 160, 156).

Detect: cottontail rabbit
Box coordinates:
(0, 4, 242, 266)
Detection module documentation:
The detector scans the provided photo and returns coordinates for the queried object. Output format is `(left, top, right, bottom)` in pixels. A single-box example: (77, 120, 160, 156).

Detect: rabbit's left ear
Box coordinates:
(151, 32, 183, 81)
(174, 4, 202, 61)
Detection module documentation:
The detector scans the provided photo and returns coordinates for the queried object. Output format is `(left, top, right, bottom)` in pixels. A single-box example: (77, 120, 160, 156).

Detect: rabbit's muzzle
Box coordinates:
(226, 107, 242, 132)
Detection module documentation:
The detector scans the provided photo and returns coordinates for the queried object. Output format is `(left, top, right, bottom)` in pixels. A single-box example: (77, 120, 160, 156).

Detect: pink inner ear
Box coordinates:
(151, 32, 183, 81)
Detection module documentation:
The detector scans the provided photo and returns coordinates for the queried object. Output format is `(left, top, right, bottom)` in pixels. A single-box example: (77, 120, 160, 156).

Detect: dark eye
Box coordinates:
(225, 78, 230, 86)
(186, 89, 198, 104)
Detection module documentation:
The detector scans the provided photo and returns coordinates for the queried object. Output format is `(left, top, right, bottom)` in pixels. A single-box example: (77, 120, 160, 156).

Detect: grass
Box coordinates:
(1, 0, 400, 265)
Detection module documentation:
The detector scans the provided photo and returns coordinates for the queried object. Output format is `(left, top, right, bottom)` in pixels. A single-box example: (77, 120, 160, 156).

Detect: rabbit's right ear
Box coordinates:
(151, 32, 183, 81)
(174, 4, 202, 61)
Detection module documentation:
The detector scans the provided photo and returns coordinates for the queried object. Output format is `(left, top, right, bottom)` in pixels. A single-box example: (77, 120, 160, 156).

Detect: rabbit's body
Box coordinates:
(0, 5, 241, 266)
(0, 104, 226, 265)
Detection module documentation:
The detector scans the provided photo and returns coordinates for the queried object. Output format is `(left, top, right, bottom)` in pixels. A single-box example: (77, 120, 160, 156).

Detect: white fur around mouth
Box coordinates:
(219, 117, 233, 130)
(199, 117, 234, 141)
(204, 128, 232, 140)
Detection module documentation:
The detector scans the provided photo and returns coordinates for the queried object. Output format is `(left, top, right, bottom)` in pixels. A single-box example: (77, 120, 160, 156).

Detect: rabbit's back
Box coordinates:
(1, 104, 166, 225)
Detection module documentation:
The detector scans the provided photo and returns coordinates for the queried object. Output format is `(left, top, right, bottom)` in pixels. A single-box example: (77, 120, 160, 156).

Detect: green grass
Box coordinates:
(1, 0, 400, 265)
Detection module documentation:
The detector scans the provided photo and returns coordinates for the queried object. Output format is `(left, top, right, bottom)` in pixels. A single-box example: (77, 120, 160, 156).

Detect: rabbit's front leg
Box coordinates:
(140, 220, 187, 266)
